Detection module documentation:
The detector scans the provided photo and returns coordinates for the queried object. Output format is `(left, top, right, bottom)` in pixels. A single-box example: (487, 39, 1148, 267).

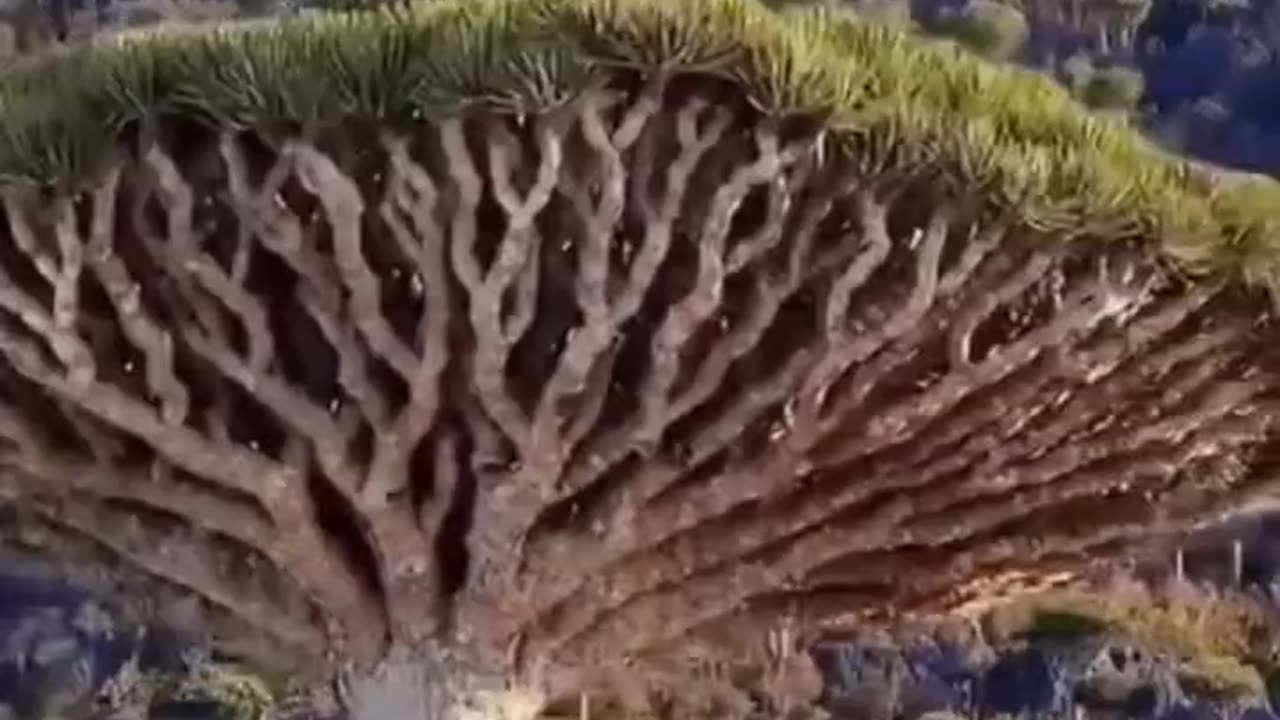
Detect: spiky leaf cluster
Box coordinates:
(0, 0, 1276, 288)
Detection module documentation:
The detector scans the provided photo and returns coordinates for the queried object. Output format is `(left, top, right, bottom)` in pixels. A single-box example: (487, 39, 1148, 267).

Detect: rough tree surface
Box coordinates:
(1, 0, 1280, 716)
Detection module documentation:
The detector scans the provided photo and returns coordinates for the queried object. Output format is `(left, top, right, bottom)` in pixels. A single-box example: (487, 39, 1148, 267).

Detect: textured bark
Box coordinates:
(0, 76, 1277, 716)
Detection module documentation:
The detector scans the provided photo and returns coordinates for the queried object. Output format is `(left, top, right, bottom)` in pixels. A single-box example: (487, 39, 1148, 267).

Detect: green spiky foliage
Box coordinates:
(168, 661, 276, 720)
(0, 0, 1274, 288)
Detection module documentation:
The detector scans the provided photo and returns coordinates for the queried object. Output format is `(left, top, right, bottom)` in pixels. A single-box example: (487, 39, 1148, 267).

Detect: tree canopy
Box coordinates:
(1, 0, 1280, 290)
(938, 0, 1031, 61)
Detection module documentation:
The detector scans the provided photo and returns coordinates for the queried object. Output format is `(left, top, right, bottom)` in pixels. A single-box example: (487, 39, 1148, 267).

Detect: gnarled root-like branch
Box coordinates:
(1, 75, 1278, 718)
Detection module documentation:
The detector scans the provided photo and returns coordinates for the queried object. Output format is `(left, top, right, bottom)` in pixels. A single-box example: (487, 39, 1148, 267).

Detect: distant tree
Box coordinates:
(762, 0, 824, 8)
(942, 0, 1030, 59)
(46, 0, 67, 40)
(1009, 0, 1151, 57)
(1139, 0, 1253, 52)
(232, 0, 281, 18)
(764, 0, 916, 28)
(1079, 64, 1147, 110)
(0, 0, 56, 55)
(847, 0, 916, 27)
(1061, 49, 1096, 91)
(1103, 0, 1154, 55)
(1140, 25, 1237, 111)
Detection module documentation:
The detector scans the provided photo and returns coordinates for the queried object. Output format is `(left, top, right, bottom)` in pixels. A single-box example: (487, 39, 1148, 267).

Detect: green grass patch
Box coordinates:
(995, 582, 1274, 700)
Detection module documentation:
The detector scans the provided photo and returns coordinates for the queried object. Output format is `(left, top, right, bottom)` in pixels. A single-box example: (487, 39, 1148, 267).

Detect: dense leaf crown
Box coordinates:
(1, 0, 1279, 289)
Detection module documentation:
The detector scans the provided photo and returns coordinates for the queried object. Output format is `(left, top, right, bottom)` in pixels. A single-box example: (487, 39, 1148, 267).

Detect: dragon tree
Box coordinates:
(2, 0, 1280, 716)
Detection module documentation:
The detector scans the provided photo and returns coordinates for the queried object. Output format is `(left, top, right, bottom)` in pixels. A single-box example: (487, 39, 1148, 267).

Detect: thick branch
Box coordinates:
(360, 132, 453, 506)
(440, 116, 533, 453)
(534, 97, 735, 503)
(631, 122, 802, 453)
(292, 141, 419, 382)
(25, 495, 324, 652)
(518, 249, 1181, 659)
(86, 167, 191, 426)
(794, 204, 948, 443)
(219, 137, 392, 432)
(818, 249, 1159, 467)
(0, 212, 96, 386)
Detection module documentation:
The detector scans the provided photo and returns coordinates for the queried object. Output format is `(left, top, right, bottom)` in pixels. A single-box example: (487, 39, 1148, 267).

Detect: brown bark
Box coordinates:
(0, 75, 1277, 716)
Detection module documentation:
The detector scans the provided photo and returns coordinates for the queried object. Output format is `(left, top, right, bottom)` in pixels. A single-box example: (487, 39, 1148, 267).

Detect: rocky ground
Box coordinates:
(9, 513, 1280, 719)
(3, 571, 1280, 719)
(814, 632, 1278, 720)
